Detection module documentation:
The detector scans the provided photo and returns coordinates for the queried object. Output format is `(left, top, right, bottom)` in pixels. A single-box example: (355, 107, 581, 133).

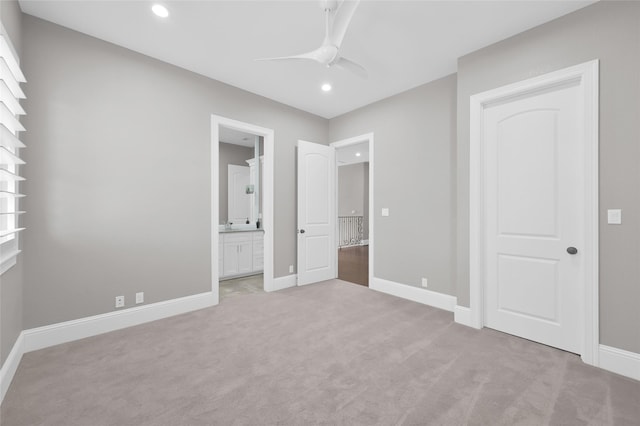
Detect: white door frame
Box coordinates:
(330, 133, 374, 286)
(211, 115, 275, 304)
(468, 60, 599, 365)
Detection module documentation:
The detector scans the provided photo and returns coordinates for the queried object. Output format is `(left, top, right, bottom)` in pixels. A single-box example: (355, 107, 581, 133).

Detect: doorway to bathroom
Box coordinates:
(332, 134, 373, 287)
(211, 116, 274, 303)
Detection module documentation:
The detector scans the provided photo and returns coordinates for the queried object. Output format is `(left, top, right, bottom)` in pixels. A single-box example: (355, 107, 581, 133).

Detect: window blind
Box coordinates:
(0, 32, 26, 272)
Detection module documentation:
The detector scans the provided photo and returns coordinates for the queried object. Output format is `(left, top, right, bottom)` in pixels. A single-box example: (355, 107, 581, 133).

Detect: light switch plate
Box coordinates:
(607, 209, 622, 225)
(381, 208, 389, 217)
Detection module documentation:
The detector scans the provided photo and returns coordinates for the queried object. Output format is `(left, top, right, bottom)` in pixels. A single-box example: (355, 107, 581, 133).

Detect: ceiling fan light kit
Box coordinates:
(256, 0, 368, 79)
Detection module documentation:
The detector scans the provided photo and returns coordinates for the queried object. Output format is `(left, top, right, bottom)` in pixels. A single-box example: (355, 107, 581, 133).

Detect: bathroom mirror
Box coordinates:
(219, 127, 263, 227)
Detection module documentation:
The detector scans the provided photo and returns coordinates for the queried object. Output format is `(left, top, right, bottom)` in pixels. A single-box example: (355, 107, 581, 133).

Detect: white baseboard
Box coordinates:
(23, 291, 216, 353)
(269, 274, 297, 292)
(599, 345, 640, 381)
(0, 331, 24, 403)
(370, 277, 457, 312)
(454, 305, 478, 328)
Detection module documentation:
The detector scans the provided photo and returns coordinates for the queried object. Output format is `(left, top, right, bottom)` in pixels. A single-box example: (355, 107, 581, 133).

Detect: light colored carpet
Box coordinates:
(2, 280, 639, 425)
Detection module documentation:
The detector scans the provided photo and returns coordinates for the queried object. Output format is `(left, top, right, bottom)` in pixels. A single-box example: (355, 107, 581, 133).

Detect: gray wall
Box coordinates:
(330, 75, 457, 296)
(338, 162, 369, 240)
(21, 16, 328, 329)
(456, 1, 640, 353)
(219, 142, 253, 224)
(0, 0, 23, 368)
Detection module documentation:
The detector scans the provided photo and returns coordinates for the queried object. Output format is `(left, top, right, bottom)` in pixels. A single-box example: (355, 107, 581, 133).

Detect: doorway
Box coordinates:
(468, 61, 599, 364)
(295, 133, 374, 288)
(211, 115, 274, 304)
(336, 141, 370, 286)
(332, 134, 374, 287)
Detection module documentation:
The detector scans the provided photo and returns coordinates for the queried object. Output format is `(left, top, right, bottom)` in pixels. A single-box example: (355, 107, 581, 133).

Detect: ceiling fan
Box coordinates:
(256, 0, 367, 78)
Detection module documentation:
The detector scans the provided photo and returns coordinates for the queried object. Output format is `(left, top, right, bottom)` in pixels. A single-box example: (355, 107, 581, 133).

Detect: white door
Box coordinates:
(483, 81, 583, 354)
(228, 165, 250, 224)
(297, 140, 336, 285)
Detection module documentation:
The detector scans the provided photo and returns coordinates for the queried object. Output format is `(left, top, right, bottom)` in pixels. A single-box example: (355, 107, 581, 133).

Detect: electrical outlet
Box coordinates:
(289, 265, 294, 273)
(135, 292, 144, 304)
(115, 296, 125, 308)
(421, 278, 428, 288)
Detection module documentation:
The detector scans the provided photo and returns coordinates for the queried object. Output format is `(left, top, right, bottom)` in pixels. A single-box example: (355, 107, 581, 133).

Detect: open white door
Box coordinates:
(297, 140, 336, 285)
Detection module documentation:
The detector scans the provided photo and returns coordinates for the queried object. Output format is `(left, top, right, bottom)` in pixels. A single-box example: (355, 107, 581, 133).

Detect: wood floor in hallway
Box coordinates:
(338, 245, 369, 286)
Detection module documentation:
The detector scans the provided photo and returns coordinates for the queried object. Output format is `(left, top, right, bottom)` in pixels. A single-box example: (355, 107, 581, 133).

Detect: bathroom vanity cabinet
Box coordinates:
(219, 231, 264, 279)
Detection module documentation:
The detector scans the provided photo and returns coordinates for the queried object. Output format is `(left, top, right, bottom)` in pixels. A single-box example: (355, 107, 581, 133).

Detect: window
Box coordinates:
(0, 33, 26, 275)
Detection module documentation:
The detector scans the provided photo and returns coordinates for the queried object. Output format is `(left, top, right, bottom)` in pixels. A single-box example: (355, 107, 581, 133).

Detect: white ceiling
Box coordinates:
(337, 141, 369, 166)
(19, 0, 595, 119)
(219, 127, 259, 147)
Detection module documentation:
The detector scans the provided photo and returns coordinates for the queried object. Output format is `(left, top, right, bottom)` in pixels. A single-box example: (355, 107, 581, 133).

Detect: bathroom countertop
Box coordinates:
(219, 228, 264, 234)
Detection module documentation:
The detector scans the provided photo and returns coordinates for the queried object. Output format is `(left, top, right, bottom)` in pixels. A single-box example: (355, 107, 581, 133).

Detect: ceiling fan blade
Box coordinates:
(334, 57, 368, 79)
(256, 45, 338, 66)
(328, 0, 361, 48)
(255, 51, 318, 62)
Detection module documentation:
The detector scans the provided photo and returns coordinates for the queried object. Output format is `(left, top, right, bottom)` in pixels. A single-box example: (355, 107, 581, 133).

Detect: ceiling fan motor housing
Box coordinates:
(321, 0, 340, 12)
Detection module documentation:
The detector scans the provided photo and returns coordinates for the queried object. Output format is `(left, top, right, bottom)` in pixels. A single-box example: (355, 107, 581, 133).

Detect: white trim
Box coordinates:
(371, 277, 457, 312)
(0, 331, 24, 403)
(467, 60, 600, 366)
(453, 305, 473, 327)
(599, 345, 640, 381)
(330, 133, 374, 286)
(22, 292, 215, 353)
(271, 274, 297, 292)
(0, 249, 20, 275)
(211, 116, 275, 298)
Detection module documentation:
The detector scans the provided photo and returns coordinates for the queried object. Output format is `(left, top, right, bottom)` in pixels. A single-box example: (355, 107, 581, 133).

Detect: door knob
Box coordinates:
(567, 247, 578, 255)
(299, 229, 306, 234)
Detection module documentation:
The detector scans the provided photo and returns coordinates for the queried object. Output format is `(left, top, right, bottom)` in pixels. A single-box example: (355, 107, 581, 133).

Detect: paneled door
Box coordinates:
(297, 140, 336, 285)
(483, 80, 584, 354)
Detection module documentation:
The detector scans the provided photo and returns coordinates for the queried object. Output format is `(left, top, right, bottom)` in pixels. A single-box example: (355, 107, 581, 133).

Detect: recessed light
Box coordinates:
(321, 83, 332, 92)
(355, 152, 361, 157)
(152, 4, 169, 18)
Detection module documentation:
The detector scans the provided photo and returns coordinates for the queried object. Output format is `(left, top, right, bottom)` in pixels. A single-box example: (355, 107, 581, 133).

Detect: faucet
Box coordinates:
(225, 220, 232, 230)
